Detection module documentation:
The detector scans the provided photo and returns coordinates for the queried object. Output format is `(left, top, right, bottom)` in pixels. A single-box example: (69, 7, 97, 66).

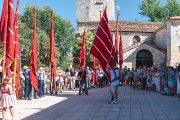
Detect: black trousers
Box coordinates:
(142, 77, 147, 90)
(98, 77, 103, 88)
(79, 80, 88, 95)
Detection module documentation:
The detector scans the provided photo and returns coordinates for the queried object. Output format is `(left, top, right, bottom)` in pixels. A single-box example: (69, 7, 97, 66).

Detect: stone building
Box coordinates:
(76, 0, 180, 68)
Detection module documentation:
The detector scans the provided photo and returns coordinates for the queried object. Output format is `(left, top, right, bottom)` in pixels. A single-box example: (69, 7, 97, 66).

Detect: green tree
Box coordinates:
(139, 0, 180, 22)
(20, 4, 75, 68)
(139, 0, 168, 22)
(166, 0, 180, 17)
(73, 30, 94, 67)
(19, 20, 33, 67)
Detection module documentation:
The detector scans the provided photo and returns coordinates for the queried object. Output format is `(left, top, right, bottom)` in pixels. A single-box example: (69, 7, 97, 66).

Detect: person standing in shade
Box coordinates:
(78, 66, 88, 95)
(44, 70, 49, 95)
(87, 67, 93, 89)
(64, 68, 70, 90)
(23, 66, 32, 100)
(70, 68, 76, 89)
(37, 68, 43, 97)
(97, 68, 104, 88)
(168, 67, 175, 95)
(142, 66, 147, 90)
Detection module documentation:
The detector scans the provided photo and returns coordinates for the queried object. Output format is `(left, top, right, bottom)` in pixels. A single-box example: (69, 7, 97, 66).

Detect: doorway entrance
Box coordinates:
(136, 49, 153, 68)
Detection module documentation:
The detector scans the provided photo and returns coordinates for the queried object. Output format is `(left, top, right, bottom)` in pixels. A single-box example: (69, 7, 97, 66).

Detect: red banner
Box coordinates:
(119, 21, 123, 69)
(90, 7, 115, 80)
(30, 7, 38, 92)
(92, 57, 97, 85)
(5, 0, 15, 77)
(0, 0, 8, 44)
(115, 10, 120, 64)
(14, 0, 20, 98)
(0, 0, 8, 81)
(79, 28, 86, 67)
(50, 11, 57, 91)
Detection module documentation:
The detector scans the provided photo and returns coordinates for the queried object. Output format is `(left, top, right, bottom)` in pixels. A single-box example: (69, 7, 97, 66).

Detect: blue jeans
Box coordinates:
(38, 80, 44, 97)
(56, 80, 60, 92)
(25, 83, 32, 99)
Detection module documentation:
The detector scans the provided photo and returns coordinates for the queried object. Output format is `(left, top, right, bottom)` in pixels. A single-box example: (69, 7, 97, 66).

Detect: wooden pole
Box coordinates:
(13, 58, 16, 84)
(31, 86, 34, 99)
(2, 44, 6, 82)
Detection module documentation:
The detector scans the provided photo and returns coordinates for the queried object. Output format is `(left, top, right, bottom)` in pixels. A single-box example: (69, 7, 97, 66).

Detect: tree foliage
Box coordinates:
(73, 30, 94, 68)
(139, 0, 180, 22)
(166, 0, 180, 17)
(19, 4, 75, 68)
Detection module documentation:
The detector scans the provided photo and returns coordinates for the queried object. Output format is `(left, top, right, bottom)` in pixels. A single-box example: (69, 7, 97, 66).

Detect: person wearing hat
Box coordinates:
(23, 66, 31, 100)
(106, 65, 120, 104)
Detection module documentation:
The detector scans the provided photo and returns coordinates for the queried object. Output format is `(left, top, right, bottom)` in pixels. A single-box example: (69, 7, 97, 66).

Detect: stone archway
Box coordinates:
(136, 49, 153, 68)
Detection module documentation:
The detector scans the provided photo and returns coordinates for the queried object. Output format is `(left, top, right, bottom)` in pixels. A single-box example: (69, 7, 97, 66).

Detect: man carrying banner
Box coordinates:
(106, 65, 120, 104)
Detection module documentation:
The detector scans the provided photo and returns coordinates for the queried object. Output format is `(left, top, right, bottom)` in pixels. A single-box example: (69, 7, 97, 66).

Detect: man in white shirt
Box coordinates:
(106, 65, 120, 104)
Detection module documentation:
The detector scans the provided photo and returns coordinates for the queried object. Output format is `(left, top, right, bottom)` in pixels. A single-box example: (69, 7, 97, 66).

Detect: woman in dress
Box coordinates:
(64, 68, 70, 90)
(154, 69, 161, 92)
(1, 77, 16, 120)
(151, 69, 156, 92)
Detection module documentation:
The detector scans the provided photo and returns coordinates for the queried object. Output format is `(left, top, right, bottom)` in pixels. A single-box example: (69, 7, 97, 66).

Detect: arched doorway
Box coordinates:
(136, 49, 153, 68)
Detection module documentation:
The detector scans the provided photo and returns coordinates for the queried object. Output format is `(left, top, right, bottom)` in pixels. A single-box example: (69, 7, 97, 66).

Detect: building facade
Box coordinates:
(76, 0, 180, 68)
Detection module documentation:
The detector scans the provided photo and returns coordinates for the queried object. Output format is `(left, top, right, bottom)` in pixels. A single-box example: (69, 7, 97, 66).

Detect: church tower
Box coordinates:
(76, 0, 115, 22)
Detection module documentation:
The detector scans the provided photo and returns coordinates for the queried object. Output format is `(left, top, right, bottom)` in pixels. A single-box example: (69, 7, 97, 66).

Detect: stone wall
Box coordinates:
(111, 32, 154, 49)
(76, 0, 115, 22)
(123, 44, 166, 68)
(166, 17, 180, 66)
(155, 26, 168, 50)
(76, 0, 91, 22)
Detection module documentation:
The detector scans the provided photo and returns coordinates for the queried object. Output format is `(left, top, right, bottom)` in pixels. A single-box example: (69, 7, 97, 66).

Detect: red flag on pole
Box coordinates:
(79, 28, 86, 67)
(30, 7, 38, 92)
(90, 7, 115, 80)
(0, 0, 8, 43)
(5, 0, 15, 77)
(50, 11, 57, 92)
(119, 19, 123, 69)
(114, 10, 120, 64)
(0, 0, 8, 80)
(92, 57, 97, 85)
(14, 0, 20, 98)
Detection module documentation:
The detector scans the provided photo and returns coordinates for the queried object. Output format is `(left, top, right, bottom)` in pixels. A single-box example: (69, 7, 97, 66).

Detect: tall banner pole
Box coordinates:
(2, 44, 6, 82)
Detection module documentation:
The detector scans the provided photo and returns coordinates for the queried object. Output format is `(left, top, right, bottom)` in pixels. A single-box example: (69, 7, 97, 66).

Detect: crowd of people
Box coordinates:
(20, 66, 95, 99)
(1, 64, 179, 100)
(0, 65, 111, 101)
(0, 66, 94, 120)
(1, 63, 180, 119)
(121, 65, 180, 96)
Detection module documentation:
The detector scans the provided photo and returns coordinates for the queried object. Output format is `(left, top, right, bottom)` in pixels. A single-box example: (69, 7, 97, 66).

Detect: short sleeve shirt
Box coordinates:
(110, 69, 120, 86)
(168, 70, 175, 82)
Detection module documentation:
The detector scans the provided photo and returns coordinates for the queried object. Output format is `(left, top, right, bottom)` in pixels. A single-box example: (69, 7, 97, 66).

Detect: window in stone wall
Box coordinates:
(133, 35, 140, 44)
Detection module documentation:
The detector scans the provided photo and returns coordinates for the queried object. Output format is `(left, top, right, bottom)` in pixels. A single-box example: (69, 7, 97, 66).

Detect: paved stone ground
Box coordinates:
(1, 86, 180, 120)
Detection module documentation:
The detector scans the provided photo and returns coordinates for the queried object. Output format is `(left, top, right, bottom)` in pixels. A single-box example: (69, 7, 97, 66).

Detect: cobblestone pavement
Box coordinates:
(1, 86, 180, 120)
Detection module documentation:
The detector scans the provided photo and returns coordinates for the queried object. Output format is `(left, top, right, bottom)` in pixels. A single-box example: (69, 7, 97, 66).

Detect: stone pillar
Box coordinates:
(166, 17, 180, 67)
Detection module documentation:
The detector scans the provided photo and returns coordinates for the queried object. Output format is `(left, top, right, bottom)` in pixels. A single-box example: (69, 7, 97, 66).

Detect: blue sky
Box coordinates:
(0, 0, 177, 28)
